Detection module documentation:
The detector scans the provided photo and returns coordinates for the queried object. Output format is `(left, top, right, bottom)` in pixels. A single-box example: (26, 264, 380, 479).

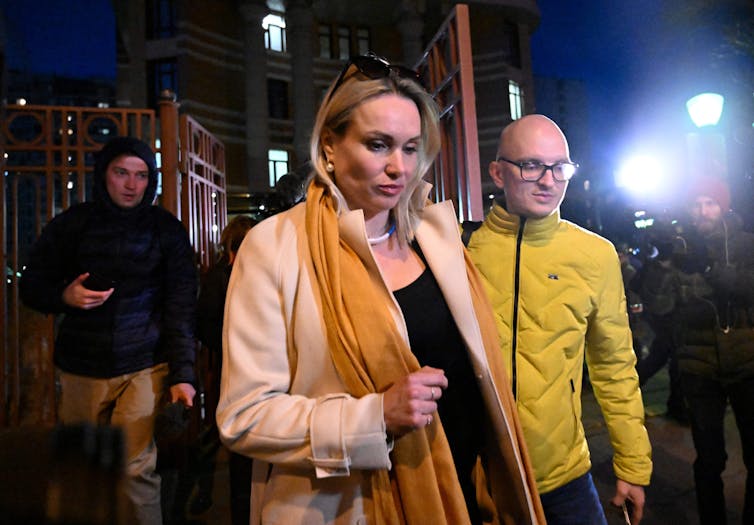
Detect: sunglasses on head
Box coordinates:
(326, 53, 422, 102)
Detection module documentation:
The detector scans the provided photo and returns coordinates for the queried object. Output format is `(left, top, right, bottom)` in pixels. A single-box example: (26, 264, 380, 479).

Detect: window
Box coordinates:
(319, 25, 332, 58)
(268, 150, 289, 187)
(263, 13, 287, 53)
(146, 0, 176, 39)
(147, 58, 177, 109)
(501, 21, 521, 68)
(356, 28, 370, 56)
(337, 27, 351, 59)
(268, 79, 289, 119)
(508, 80, 523, 121)
(319, 25, 368, 59)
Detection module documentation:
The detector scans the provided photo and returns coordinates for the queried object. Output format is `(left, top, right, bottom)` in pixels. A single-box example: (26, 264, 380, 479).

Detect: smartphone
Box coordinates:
(82, 272, 116, 291)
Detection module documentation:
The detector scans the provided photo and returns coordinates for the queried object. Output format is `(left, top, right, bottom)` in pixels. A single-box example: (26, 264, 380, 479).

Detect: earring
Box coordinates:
(325, 161, 334, 173)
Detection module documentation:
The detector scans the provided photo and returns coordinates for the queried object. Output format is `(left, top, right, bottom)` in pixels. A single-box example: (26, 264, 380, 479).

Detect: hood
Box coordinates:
(92, 136, 159, 214)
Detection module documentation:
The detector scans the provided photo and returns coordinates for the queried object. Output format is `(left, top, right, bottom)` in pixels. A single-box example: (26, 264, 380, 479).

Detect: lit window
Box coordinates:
(268, 149, 289, 187)
(508, 80, 523, 120)
(264, 14, 287, 53)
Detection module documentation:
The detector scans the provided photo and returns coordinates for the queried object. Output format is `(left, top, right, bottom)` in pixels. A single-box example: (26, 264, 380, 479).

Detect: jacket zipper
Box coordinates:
(511, 218, 526, 398)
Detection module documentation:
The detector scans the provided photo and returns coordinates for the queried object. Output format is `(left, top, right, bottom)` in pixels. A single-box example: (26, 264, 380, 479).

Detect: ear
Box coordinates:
(488, 159, 505, 190)
(322, 129, 335, 160)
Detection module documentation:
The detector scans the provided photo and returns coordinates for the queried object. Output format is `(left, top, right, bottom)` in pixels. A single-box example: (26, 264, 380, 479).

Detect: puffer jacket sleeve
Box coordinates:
(20, 207, 85, 314)
(585, 245, 652, 486)
(216, 214, 392, 476)
(157, 210, 198, 386)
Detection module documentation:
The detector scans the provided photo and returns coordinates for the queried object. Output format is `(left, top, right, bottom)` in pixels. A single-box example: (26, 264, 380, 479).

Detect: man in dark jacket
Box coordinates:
(20, 136, 198, 525)
(675, 176, 754, 524)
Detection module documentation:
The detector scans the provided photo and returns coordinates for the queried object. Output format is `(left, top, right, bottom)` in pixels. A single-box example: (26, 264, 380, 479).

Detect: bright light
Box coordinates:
(262, 14, 285, 29)
(16, 98, 26, 105)
(615, 155, 663, 194)
(686, 93, 724, 128)
(634, 218, 655, 229)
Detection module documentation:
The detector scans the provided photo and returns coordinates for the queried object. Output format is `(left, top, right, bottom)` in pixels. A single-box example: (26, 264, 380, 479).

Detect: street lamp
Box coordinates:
(686, 93, 725, 128)
(686, 92, 727, 180)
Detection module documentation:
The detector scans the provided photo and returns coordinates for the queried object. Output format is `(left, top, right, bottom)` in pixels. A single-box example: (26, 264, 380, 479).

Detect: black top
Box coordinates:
(393, 246, 485, 524)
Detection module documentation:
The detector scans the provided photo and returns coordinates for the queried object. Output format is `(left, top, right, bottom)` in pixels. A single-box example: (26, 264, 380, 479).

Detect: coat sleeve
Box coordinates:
(585, 246, 653, 486)
(20, 211, 80, 314)
(159, 214, 198, 385)
(216, 218, 392, 477)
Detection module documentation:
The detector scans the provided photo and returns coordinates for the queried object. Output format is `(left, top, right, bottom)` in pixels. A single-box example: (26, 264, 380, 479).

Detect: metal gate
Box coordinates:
(418, 4, 483, 222)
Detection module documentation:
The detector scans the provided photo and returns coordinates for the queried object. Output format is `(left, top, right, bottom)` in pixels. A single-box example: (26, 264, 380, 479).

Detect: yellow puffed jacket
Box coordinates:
(467, 203, 652, 494)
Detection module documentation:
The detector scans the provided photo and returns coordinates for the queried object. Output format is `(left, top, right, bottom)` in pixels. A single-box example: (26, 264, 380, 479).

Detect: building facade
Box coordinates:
(113, 0, 540, 212)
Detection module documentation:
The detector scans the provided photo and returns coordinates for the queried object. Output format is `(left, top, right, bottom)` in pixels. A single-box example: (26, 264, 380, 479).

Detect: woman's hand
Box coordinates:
(62, 273, 114, 310)
(382, 366, 447, 438)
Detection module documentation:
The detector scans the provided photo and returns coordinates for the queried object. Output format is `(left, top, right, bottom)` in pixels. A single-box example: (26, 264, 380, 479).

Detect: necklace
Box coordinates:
(368, 222, 396, 245)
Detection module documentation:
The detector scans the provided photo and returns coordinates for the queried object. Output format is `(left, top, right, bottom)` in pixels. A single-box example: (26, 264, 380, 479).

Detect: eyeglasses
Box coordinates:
(497, 156, 579, 182)
(326, 53, 422, 103)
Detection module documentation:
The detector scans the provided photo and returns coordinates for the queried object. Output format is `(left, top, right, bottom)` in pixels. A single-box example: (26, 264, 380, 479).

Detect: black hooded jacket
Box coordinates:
(20, 137, 197, 384)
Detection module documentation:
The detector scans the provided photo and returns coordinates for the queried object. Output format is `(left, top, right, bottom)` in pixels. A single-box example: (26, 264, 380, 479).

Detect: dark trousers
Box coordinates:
(636, 324, 685, 415)
(680, 372, 754, 524)
(539, 472, 607, 525)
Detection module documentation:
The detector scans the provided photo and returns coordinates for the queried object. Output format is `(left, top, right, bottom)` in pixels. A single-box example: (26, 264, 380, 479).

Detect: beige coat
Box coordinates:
(216, 199, 541, 524)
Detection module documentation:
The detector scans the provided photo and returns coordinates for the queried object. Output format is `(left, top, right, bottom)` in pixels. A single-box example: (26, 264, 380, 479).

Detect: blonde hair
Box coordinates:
(309, 68, 441, 244)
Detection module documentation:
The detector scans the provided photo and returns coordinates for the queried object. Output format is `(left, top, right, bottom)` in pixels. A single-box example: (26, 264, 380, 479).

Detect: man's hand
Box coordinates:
(62, 273, 114, 309)
(611, 479, 645, 524)
(170, 382, 196, 408)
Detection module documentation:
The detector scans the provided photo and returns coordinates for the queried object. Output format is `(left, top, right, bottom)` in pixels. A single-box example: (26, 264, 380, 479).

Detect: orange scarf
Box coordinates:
(305, 180, 469, 524)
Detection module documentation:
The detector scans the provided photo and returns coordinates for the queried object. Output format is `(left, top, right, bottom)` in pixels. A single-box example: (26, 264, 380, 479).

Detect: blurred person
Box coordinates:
(633, 242, 686, 424)
(20, 136, 198, 525)
(674, 176, 754, 524)
(216, 53, 544, 524)
(465, 115, 652, 525)
(189, 215, 257, 524)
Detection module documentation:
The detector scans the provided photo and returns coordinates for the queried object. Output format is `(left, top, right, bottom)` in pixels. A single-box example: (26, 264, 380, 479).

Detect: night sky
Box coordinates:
(533, 0, 748, 173)
(2, 0, 115, 79)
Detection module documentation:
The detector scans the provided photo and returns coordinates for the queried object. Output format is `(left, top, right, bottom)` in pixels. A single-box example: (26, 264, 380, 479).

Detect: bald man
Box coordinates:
(466, 115, 652, 524)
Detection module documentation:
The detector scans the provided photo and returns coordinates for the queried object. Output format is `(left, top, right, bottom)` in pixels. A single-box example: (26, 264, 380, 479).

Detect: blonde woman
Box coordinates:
(217, 54, 544, 525)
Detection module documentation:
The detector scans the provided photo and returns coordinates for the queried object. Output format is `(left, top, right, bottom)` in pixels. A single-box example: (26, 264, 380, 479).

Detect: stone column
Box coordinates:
(239, 0, 269, 193)
(286, 0, 316, 167)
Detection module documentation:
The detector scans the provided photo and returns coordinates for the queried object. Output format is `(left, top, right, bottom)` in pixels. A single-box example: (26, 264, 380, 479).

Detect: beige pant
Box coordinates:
(58, 363, 169, 525)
